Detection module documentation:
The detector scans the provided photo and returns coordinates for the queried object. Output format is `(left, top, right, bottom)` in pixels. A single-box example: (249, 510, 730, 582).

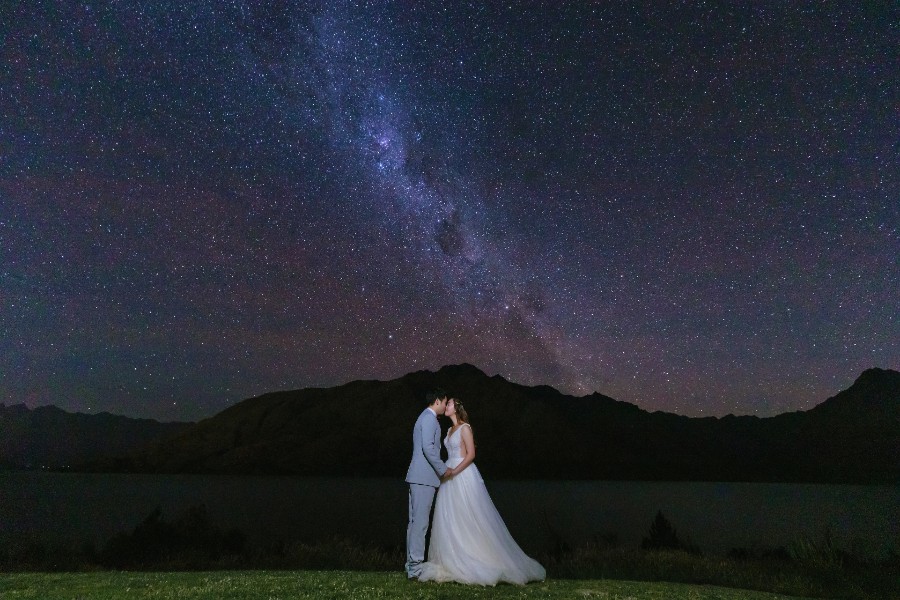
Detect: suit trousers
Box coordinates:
(405, 483, 437, 578)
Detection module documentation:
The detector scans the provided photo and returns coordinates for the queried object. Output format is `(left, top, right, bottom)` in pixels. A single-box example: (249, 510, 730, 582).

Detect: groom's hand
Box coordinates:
(442, 467, 455, 481)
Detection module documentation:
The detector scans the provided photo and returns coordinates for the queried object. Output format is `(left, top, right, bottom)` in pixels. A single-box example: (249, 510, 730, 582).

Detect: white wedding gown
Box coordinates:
(418, 423, 546, 585)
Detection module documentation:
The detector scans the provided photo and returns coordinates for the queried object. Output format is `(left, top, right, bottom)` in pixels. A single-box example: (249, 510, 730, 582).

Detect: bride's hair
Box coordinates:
(451, 397, 470, 425)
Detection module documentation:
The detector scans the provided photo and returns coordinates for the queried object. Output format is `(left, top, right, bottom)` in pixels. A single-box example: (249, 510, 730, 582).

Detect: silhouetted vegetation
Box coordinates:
(787, 530, 853, 569)
(641, 510, 700, 555)
(541, 526, 900, 600)
(642, 510, 681, 551)
(727, 544, 791, 562)
(2, 505, 898, 599)
(99, 505, 246, 569)
(0, 535, 98, 571)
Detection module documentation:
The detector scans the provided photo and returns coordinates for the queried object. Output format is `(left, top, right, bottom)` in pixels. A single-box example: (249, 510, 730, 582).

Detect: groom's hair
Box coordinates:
(426, 389, 449, 405)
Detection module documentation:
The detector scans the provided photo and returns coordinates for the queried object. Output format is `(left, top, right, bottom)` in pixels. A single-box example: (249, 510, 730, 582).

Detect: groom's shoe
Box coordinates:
(406, 566, 423, 580)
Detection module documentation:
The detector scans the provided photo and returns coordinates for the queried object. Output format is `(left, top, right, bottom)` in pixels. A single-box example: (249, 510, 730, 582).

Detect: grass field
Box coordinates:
(0, 570, 818, 599)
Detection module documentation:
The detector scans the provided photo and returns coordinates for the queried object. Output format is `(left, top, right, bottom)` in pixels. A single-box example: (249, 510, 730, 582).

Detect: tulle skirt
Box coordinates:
(418, 460, 545, 586)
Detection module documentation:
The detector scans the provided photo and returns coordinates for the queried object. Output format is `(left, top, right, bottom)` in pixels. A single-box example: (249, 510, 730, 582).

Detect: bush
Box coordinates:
(99, 505, 246, 569)
(641, 510, 700, 555)
(787, 530, 850, 568)
(0, 535, 98, 571)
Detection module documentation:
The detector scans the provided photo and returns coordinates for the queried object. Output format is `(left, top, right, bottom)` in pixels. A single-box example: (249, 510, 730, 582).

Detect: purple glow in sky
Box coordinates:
(1, 2, 897, 421)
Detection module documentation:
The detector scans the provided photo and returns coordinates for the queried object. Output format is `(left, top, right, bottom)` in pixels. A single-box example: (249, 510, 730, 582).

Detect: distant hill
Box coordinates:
(98, 365, 899, 484)
(0, 403, 190, 470)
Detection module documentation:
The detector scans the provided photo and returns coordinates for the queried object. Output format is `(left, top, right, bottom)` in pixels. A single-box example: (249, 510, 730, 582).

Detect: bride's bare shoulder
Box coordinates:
(450, 423, 473, 437)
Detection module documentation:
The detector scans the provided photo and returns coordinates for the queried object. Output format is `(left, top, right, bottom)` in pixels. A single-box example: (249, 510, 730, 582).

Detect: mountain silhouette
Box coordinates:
(0, 403, 189, 470)
(83, 364, 899, 483)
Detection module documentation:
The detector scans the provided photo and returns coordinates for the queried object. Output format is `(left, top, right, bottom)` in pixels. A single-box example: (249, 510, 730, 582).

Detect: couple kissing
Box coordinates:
(404, 389, 545, 586)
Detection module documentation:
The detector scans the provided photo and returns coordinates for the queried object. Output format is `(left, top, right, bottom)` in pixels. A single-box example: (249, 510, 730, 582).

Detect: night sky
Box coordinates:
(2, 2, 897, 422)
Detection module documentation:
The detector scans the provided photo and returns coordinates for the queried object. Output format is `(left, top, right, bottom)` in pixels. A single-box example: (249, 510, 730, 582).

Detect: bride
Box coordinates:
(418, 397, 546, 585)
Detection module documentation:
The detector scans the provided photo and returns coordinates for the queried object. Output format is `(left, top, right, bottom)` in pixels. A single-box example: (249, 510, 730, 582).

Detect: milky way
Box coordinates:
(1, 2, 897, 421)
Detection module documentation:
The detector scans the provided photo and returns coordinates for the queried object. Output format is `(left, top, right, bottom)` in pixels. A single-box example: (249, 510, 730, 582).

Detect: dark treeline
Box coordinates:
(1, 504, 897, 599)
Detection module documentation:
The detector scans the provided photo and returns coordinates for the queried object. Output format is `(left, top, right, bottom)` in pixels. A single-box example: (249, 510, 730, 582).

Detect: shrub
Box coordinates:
(641, 510, 700, 555)
(99, 504, 246, 569)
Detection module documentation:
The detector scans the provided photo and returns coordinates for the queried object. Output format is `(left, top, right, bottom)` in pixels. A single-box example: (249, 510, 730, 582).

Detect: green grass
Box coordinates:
(0, 570, 818, 599)
(541, 546, 891, 599)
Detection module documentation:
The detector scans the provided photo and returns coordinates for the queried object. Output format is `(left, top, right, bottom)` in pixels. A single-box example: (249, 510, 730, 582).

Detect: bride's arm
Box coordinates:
(454, 424, 476, 474)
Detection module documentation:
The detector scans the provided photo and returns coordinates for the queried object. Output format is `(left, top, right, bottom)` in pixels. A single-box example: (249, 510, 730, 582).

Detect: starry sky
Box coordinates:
(1, 2, 897, 422)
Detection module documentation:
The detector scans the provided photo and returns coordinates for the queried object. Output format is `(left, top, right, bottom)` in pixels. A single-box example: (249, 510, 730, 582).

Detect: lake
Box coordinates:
(1, 472, 896, 559)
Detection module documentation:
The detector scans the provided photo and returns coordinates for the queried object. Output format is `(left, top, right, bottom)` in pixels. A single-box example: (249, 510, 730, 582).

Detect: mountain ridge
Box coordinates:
(103, 364, 899, 483)
(3, 365, 896, 483)
(0, 402, 189, 469)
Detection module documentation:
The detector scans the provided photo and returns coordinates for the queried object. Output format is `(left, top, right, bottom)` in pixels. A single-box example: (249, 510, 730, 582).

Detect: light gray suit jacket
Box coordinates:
(405, 407, 448, 487)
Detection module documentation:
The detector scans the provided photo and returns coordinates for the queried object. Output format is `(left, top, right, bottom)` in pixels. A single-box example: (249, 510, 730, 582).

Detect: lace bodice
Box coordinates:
(444, 424, 469, 465)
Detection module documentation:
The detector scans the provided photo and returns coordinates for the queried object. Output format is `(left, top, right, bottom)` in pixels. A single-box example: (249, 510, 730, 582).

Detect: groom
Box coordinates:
(405, 389, 456, 579)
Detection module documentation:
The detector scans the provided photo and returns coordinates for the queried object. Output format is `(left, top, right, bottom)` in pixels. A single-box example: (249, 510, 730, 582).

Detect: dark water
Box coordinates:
(1, 472, 896, 559)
